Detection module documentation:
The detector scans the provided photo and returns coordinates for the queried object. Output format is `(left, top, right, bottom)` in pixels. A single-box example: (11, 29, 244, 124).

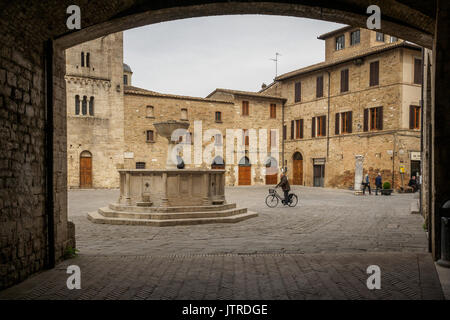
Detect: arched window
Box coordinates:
(265, 157, 278, 176)
(293, 152, 303, 160)
(82, 96, 87, 115)
(238, 156, 251, 166)
(75, 95, 80, 115)
(86, 52, 90, 67)
(89, 96, 94, 116)
(81, 52, 84, 67)
(212, 156, 225, 169)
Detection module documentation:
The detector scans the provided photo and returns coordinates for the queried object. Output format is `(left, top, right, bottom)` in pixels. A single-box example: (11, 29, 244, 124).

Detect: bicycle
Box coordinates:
(265, 187, 298, 208)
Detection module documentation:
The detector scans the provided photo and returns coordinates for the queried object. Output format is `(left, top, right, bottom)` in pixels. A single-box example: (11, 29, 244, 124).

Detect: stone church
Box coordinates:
(66, 26, 422, 190)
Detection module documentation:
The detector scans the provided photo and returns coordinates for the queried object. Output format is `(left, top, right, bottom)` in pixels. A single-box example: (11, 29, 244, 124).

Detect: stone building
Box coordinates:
(65, 33, 125, 189)
(66, 26, 422, 190)
(262, 26, 422, 189)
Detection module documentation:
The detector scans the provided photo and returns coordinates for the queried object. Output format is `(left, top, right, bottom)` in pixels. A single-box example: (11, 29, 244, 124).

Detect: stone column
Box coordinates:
(431, 0, 450, 260)
(161, 172, 169, 207)
(125, 172, 131, 205)
(203, 172, 210, 205)
(354, 155, 364, 195)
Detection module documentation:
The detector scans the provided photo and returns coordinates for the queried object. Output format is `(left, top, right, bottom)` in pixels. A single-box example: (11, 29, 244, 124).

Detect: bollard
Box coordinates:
(437, 200, 450, 268)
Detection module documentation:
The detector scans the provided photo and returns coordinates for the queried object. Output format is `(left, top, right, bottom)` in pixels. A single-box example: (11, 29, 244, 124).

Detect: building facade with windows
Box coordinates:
(262, 26, 422, 189)
(66, 26, 422, 190)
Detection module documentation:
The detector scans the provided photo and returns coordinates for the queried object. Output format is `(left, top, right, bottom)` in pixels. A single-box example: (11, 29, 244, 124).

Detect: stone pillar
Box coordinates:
(161, 172, 169, 207)
(431, 0, 450, 260)
(125, 172, 131, 205)
(354, 155, 364, 195)
(203, 173, 210, 205)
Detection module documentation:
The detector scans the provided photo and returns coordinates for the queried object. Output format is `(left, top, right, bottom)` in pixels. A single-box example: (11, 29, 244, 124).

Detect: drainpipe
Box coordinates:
(420, 47, 424, 217)
(45, 39, 55, 269)
(281, 98, 285, 171)
(392, 133, 396, 190)
(326, 71, 331, 160)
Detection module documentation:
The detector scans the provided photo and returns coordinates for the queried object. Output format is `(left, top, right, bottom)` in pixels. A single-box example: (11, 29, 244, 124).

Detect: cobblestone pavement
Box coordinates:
(0, 253, 443, 300)
(1, 186, 444, 300)
(70, 186, 427, 255)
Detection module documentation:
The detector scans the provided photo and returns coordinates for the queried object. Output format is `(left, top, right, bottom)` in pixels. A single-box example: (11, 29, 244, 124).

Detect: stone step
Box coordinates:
(410, 199, 420, 214)
(108, 202, 236, 213)
(98, 206, 248, 220)
(87, 210, 258, 227)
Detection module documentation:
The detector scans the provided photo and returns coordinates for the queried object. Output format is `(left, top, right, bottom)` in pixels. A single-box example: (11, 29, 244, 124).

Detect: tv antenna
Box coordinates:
(270, 52, 281, 78)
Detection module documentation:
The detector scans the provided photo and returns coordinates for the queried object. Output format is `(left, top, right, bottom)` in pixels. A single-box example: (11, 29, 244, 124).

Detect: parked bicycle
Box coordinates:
(265, 187, 298, 208)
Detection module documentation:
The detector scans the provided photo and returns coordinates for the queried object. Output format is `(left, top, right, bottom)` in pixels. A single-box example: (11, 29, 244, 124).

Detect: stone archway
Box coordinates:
(265, 157, 278, 185)
(79, 151, 93, 188)
(292, 152, 303, 185)
(211, 155, 225, 169)
(238, 156, 251, 185)
(1, 0, 448, 290)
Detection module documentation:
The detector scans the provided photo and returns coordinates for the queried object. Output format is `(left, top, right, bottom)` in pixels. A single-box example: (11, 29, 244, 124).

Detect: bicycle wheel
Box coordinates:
(288, 194, 298, 207)
(265, 194, 279, 208)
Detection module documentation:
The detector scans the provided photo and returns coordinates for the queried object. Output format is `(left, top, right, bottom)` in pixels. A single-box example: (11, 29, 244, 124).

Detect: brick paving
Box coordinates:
(0, 186, 444, 300)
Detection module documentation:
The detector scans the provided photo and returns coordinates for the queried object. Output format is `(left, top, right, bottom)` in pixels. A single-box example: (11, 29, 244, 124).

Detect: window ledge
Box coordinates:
(215, 120, 223, 123)
(146, 141, 156, 144)
(146, 116, 155, 119)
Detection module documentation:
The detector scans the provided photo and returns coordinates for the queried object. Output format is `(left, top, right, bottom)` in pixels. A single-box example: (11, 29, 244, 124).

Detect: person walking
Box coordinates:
(362, 173, 371, 195)
(408, 175, 418, 192)
(276, 169, 291, 205)
(375, 172, 382, 195)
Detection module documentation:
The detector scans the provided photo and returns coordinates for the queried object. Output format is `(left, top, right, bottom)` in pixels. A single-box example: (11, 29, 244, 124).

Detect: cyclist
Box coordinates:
(275, 169, 290, 205)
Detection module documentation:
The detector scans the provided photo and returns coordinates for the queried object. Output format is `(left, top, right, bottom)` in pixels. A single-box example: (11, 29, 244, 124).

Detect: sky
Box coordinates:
(124, 15, 345, 98)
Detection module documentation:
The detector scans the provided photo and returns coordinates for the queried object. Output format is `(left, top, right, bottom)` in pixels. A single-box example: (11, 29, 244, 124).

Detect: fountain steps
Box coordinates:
(87, 209, 258, 227)
(108, 203, 236, 213)
(98, 206, 248, 220)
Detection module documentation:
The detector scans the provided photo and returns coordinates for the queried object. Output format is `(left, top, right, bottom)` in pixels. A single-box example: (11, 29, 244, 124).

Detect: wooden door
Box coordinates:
(80, 157, 92, 188)
(265, 172, 277, 185)
(238, 166, 251, 185)
(293, 159, 303, 185)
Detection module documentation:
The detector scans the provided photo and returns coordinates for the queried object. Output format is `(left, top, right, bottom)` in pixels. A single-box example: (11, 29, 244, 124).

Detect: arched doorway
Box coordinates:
(292, 152, 303, 185)
(238, 156, 251, 185)
(80, 151, 92, 188)
(211, 156, 225, 169)
(265, 157, 278, 185)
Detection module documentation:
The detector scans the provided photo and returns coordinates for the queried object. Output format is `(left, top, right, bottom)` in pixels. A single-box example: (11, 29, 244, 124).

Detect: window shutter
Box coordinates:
(321, 116, 326, 136)
(316, 76, 323, 98)
(378, 106, 383, 130)
(363, 109, 368, 132)
(300, 119, 304, 138)
(345, 70, 349, 91)
(414, 59, 422, 84)
(312, 117, 316, 138)
(370, 61, 379, 86)
(295, 82, 301, 102)
(335, 113, 340, 135)
(348, 111, 353, 133)
(291, 120, 294, 139)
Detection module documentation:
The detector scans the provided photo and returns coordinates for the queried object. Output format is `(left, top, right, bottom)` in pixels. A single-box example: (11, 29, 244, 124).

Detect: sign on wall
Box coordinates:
(410, 152, 421, 161)
(124, 152, 134, 159)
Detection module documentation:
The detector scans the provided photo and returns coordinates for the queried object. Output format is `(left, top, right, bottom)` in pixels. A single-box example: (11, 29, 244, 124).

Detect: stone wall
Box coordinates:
(124, 88, 285, 186)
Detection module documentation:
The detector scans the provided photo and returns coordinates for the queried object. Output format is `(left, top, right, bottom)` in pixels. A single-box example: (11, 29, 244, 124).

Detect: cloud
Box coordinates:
(124, 15, 345, 97)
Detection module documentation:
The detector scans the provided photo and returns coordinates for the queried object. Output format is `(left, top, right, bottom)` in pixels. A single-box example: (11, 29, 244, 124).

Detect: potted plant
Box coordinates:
(381, 182, 393, 195)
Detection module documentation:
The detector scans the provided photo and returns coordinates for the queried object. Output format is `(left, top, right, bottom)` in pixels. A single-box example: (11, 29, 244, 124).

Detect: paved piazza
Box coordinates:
(71, 186, 427, 255)
(0, 186, 445, 300)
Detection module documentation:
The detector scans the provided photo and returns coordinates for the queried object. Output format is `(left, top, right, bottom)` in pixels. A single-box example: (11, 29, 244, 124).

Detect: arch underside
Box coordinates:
(56, 1, 434, 49)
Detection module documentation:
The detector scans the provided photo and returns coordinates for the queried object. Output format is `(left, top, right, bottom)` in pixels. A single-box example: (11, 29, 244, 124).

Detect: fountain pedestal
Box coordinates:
(87, 120, 257, 226)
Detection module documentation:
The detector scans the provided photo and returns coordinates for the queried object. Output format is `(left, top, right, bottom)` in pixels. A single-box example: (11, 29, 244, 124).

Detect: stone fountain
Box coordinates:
(87, 120, 257, 226)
